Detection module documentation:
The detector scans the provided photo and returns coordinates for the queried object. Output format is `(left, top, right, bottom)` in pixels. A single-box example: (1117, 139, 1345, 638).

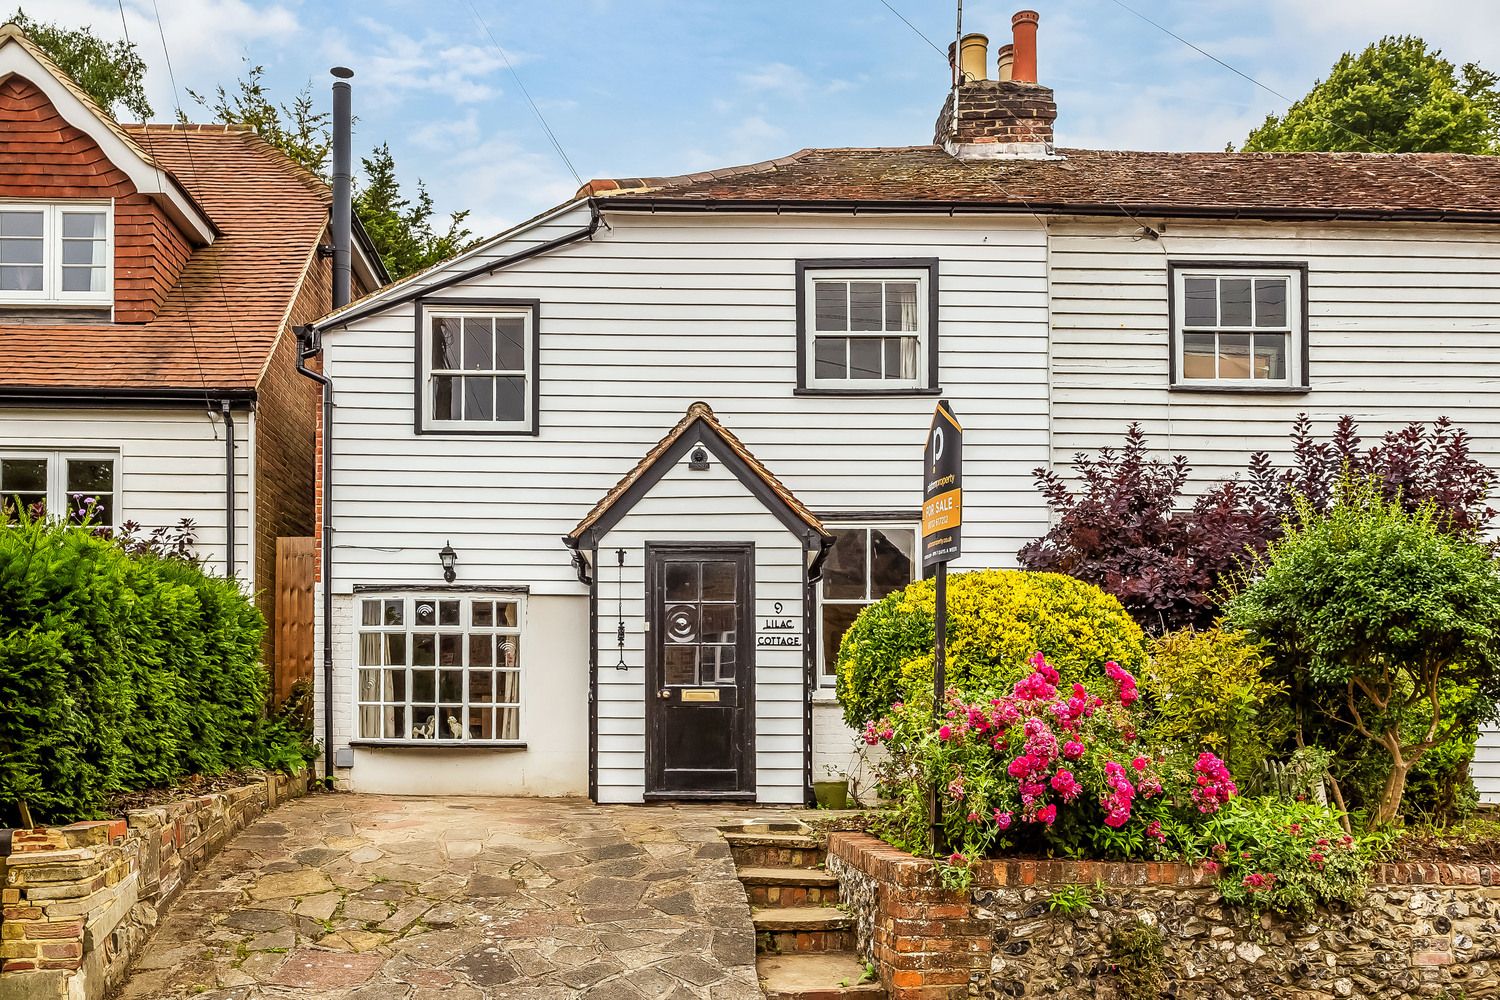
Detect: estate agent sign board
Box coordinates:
(922, 399, 963, 568)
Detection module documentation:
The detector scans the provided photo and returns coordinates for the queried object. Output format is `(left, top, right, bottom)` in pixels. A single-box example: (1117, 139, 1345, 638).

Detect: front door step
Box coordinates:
(735, 866, 839, 906)
(759, 952, 884, 999)
(752, 905, 854, 953)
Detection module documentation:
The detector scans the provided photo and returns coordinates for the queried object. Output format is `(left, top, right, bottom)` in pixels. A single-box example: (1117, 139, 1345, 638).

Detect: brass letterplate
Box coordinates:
(681, 688, 721, 703)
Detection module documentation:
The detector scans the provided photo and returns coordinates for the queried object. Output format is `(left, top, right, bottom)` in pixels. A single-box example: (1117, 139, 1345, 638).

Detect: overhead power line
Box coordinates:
(464, 0, 584, 190)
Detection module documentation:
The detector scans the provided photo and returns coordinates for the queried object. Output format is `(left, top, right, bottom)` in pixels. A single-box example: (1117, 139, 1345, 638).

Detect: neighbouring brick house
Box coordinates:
(0, 23, 385, 692)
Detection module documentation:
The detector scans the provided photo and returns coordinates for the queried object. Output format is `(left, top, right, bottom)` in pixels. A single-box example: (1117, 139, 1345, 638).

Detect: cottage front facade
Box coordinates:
(306, 14, 1500, 804)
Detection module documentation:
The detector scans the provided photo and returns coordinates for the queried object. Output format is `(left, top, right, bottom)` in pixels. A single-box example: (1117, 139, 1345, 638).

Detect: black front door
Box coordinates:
(645, 544, 755, 799)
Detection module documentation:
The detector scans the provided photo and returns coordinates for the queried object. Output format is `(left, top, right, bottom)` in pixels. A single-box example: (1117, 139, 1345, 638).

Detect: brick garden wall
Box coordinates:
(0, 771, 308, 1000)
(827, 832, 1500, 1000)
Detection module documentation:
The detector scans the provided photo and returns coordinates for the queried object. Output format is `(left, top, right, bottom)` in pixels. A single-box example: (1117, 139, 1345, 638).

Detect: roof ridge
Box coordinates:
(577, 148, 814, 200)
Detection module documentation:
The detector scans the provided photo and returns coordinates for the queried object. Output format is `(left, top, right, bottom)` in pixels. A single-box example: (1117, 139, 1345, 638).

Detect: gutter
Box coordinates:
(293, 326, 335, 789)
(0, 387, 256, 407)
(592, 197, 1500, 226)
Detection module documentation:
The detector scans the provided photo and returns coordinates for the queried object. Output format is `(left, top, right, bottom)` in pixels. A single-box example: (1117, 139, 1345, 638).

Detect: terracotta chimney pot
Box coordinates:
(1011, 10, 1039, 84)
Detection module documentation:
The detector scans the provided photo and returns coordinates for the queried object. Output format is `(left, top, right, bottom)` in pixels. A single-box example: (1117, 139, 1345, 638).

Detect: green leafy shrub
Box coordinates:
(1143, 628, 1290, 783)
(1226, 482, 1500, 828)
(1108, 920, 1167, 1000)
(1195, 796, 1384, 916)
(0, 512, 304, 824)
(835, 569, 1146, 727)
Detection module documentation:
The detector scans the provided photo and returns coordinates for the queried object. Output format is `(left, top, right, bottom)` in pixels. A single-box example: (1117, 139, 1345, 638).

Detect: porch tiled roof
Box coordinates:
(579, 145, 1500, 222)
(565, 401, 829, 545)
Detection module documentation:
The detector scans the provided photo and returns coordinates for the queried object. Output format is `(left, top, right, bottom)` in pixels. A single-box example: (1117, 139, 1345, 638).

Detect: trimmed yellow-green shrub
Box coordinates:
(834, 569, 1146, 727)
(1144, 627, 1290, 783)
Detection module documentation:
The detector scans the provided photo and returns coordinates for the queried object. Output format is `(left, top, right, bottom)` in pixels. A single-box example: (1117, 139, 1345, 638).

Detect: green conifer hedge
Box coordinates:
(0, 514, 308, 825)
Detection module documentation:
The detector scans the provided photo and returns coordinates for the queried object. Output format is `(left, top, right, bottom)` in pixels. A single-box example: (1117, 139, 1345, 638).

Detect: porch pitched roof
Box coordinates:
(563, 401, 831, 549)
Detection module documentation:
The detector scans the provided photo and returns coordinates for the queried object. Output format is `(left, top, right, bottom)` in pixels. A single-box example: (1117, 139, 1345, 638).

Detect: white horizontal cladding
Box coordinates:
(1475, 727, 1500, 804)
(322, 592, 589, 796)
(321, 211, 1054, 596)
(1046, 218, 1500, 493)
(592, 433, 809, 805)
(0, 405, 252, 582)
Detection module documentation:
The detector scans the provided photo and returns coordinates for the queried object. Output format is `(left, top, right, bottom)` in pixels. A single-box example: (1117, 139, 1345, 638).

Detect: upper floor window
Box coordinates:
(796, 259, 939, 394)
(0, 203, 112, 305)
(416, 300, 537, 435)
(1171, 262, 1307, 390)
(0, 451, 117, 526)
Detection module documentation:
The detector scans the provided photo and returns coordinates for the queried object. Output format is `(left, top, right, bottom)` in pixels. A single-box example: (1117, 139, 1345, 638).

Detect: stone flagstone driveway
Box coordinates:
(118, 794, 777, 999)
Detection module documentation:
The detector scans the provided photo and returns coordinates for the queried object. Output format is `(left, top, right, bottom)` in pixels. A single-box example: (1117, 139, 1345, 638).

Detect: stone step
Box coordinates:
(753, 906, 854, 955)
(737, 866, 841, 907)
(724, 831, 825, 870)
(758, 952, 886, 999)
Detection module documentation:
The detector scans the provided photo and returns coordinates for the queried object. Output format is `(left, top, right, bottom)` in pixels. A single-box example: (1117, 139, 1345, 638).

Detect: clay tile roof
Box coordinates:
(0, 125, 330, 393)
(581, 145, 1500, 221)
(566, 401, 830, 545)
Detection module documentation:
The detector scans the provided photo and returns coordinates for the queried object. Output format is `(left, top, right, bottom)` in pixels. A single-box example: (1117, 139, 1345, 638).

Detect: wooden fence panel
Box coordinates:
(275, 536, 316, 704)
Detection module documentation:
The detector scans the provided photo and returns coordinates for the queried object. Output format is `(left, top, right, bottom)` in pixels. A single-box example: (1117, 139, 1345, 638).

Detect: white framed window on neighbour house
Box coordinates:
(0, 451, 117, 526)
(819, 525, 918, 685)
(797, 259, 939, 393)
(0, 202, 112, 305)
(416, 300, 538, 435)
(1170, 262, 1307, 390)
(355, 594, 524, 744)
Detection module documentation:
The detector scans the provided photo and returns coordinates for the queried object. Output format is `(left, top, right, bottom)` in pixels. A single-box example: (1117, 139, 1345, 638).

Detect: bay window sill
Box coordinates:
(349, 740, 527, 751)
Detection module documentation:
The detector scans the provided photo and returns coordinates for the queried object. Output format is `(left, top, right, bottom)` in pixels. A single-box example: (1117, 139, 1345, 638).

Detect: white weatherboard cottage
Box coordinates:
(306, 14, 1500, 804)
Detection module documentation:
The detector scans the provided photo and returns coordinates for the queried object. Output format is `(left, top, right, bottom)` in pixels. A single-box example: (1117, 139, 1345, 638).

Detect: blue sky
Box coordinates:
(35, 0, 1500, 235)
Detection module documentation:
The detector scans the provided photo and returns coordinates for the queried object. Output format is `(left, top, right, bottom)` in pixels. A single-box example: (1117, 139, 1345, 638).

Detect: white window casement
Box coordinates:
(1170, 262, 1308, 390)
(0, 202, 112, 305)
(0, 451, 118, 526)
(818, 524, 918, 685)
(416, 300, 538, 435)
(354, 593, 524, 745)
(797, 259, 939, 394)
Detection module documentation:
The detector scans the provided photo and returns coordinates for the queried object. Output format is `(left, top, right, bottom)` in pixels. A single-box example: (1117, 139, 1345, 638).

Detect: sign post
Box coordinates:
(921, 400, 962, 855)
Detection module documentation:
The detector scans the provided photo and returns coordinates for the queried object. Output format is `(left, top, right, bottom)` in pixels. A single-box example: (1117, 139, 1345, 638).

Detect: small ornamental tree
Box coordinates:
(1226, 483, 1500, 828)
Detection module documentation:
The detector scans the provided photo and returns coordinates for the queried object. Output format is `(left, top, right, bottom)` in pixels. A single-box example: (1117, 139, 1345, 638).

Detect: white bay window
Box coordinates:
(355, 594, 523, 744)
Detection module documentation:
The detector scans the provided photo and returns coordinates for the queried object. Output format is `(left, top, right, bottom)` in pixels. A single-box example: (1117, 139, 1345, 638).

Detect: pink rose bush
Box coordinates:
(867, 652, 1238, 866)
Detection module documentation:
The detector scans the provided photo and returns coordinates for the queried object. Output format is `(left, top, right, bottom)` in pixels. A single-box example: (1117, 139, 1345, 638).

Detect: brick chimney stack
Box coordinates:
(934, 10, 1058, 160)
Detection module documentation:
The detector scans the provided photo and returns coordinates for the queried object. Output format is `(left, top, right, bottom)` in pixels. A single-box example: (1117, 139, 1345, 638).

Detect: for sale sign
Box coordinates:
(921, 399, 962, 569)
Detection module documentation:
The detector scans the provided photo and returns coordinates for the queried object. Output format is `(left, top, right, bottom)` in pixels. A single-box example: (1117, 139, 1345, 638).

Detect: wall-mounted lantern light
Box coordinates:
(439, 541, 458, 583)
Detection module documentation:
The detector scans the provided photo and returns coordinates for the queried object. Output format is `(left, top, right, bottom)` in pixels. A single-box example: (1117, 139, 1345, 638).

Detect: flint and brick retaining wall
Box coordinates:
(827, 831, 1500, 1000)
(0, 770, 308, 1000)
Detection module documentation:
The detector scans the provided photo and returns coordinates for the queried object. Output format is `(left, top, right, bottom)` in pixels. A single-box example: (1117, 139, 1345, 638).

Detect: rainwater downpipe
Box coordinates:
(222, 400, 235, 577)
(294, 333, 334, 788)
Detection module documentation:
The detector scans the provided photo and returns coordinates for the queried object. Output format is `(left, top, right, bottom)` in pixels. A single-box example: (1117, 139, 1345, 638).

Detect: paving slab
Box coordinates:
(119, 794, 806, 998)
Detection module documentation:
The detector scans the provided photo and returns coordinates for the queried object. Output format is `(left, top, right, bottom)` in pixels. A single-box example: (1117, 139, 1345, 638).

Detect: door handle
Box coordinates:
(657, 689, 671, 700)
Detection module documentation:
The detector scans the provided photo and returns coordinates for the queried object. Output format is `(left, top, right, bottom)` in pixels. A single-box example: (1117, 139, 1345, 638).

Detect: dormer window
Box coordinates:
(0, 202, 112, 305)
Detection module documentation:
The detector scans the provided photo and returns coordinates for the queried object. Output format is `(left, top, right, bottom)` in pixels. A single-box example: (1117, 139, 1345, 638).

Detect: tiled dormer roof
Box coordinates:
(0, 125, 331, 392)
(578, 145, 1500, 223)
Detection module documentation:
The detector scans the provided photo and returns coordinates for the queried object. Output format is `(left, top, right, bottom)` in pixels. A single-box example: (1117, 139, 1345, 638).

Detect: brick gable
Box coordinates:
(0, 76, 191, 323)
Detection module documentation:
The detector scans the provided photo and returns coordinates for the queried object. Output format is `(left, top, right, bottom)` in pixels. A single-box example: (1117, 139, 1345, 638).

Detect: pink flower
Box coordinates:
(994, 809, 1013, 830)
(1146, 820, 1164, 843)
(1036, 803, 1057, 826)
(1131, 756, 1148, 772)
(1062, 740, 1085, 761)
(967, 811, 980, 823)
(948, 852, 964, 865)
(1289, 823, 1303, 836)
(938, 725, 952, 741)
(1190, 753, 1237, 814)
(1050, 769, 1081, 802)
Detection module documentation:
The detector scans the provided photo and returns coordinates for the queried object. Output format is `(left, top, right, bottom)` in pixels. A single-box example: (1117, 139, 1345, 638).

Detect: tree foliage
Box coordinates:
(187, 65, 331, 179)
(1243, 35, 1500, 154)
(354, 143, 474, 279)
(1019, 415, 1495, 634)
(1225, 483, 1500, 828)
(10, 10, 152, 120)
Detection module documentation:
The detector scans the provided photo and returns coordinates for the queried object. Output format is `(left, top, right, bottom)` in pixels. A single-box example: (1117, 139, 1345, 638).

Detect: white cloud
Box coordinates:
(321, 19, 510, 105)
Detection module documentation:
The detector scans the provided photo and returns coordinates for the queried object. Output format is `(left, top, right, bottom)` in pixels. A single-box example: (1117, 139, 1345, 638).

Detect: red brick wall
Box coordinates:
(0, 75, 192, 322)
(252, 242, 332, 690)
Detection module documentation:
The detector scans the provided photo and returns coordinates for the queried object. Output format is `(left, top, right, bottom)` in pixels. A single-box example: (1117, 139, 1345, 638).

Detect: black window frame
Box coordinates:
(794, 258, 942, 396)
(1167, 260, 1311, 394)
(413, 296, 542, 436)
